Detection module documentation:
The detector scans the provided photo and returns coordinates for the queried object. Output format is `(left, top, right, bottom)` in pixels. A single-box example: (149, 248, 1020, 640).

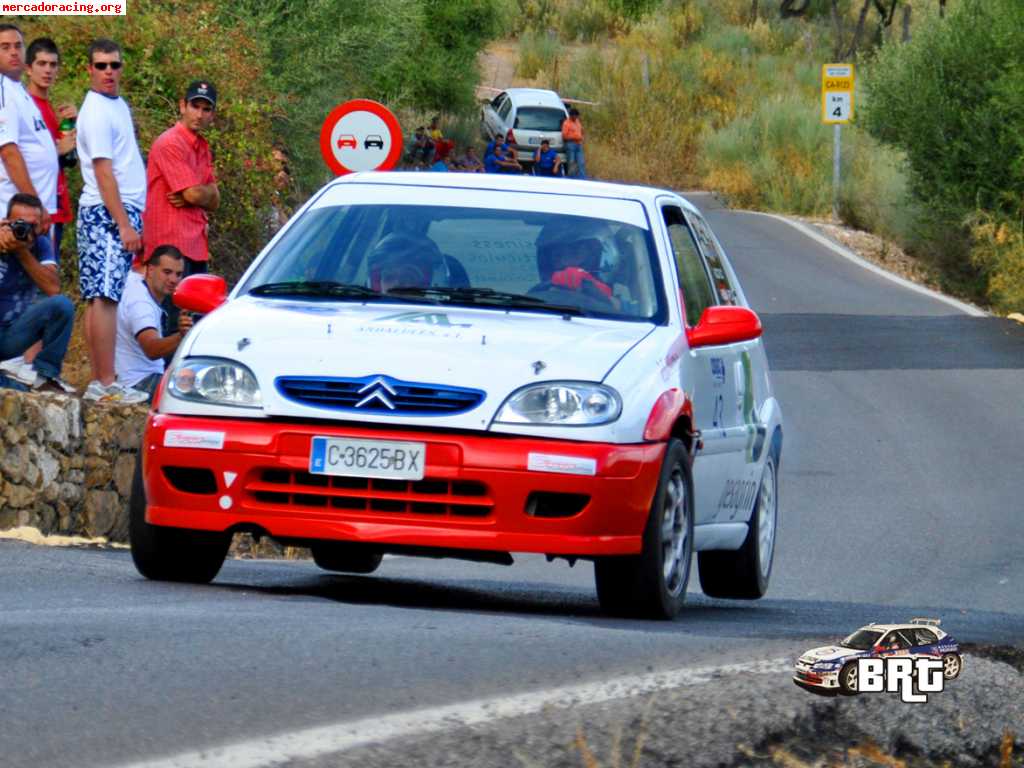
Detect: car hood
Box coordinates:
(797, 646, 862, 664)
(183, 297, 653, 427)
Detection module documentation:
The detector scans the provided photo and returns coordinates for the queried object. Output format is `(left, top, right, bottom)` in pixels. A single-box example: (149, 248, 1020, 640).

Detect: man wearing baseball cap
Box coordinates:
(142, 79, 219, 278)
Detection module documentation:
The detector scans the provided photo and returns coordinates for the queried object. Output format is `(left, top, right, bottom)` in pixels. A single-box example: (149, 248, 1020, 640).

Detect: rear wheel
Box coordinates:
(942, 653, 963, 680)
(312, 543, 383, 574)
(594, 439, 694, 619)
(129, 453, 230, 583)
(698, 445, 778, 599)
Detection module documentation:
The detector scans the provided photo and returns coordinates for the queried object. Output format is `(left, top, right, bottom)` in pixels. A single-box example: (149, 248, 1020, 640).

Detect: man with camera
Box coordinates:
(0, 192, 73, 392)
(114, 244, 192, 401)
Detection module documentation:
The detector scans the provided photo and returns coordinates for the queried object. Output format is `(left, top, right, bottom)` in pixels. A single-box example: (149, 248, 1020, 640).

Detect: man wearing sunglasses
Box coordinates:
(76, 37, 148, 402)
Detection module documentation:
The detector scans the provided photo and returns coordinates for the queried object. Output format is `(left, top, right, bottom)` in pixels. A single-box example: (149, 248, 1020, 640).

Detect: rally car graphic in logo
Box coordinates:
(793, 618, 962, 695)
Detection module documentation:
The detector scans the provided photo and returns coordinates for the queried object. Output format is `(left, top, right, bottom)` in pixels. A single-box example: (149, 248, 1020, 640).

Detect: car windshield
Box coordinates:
(841, 629, 883, 650)
(240, 203, 665, 322)
(514, 107, 566, 132)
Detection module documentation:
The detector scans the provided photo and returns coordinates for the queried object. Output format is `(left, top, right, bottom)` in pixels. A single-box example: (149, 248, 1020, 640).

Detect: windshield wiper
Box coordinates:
(248, 281, 430, 303)
(387, 286, 585, 316)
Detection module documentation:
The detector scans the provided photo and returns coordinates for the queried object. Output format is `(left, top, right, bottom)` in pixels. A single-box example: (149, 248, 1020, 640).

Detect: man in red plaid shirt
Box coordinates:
(142, 80, 219, 277)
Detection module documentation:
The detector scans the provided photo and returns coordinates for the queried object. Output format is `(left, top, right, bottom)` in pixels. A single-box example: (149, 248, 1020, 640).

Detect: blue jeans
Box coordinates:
(0, 294, 74, 380)
(565, 141, 586, 179)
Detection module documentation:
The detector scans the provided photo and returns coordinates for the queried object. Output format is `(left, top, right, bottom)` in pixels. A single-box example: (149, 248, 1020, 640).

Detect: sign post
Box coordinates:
(822, 63, 854, 220)
(319, 99, 403, 176)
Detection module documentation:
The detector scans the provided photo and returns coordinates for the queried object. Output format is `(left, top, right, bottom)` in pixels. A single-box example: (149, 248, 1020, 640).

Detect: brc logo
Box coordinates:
(856, 657, 944, 703)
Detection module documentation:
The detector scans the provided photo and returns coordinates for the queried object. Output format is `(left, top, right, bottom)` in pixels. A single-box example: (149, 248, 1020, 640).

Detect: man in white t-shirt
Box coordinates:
(0, 23, 57, 230)
(76, 37, 148, 402)
(115, 244, 192, 401)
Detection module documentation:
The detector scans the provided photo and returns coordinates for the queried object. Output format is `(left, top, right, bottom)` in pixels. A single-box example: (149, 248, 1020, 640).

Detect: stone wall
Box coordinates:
(0, 389, 147, 542)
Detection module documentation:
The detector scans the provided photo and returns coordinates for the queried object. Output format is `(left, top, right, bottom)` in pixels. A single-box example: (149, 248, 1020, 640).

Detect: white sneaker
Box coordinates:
(1, 359, 43, 387)
(32, 374, 77, 394)
(83, 380, 149, 404)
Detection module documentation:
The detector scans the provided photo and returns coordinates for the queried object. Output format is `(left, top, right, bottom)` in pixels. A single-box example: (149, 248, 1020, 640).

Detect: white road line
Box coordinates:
(112, 657, 792, 768)
(747, 211, 988, 317)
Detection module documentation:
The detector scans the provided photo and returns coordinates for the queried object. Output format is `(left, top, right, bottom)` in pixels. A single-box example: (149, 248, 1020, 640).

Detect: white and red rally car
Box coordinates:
(130, 172, 783, 619)
(794, 618, 963, 693)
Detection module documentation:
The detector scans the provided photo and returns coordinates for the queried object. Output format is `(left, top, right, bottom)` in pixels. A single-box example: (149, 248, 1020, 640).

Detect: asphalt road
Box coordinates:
(2, 195, 1022, 768)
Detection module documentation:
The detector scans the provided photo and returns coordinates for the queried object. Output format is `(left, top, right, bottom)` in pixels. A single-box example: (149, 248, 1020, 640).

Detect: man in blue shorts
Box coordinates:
(76, 38, 147, 403)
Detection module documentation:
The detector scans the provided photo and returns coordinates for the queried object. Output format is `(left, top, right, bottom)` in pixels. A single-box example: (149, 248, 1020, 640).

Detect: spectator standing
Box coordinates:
(0, 24, 56, 231)
(114, 244, 191, 401)
(0, 193, 73, 392)
(142, 80, 219, 277)
(76, 38, 148, 402)
(533, 139, 562, 177)
(24, 37, 76, 257)
(561, 107, 586, 179)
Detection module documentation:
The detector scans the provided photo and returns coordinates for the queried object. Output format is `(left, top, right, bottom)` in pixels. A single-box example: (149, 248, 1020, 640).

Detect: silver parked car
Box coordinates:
(480, 88, 568, 167)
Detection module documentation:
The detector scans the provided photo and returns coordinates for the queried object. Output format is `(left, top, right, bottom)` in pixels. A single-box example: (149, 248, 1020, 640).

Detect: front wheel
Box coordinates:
(129, 453, 230, 583)
(594, 439, 694, 619)
(838, 661, 860, 695)
(698, 444, 779, 599)
(311, 543, 383, 574)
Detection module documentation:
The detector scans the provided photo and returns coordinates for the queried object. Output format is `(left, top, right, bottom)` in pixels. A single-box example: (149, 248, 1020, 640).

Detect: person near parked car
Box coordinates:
(493, 141, 522, 174)
(114, 244, 192, 401)
(533, 139, 562, 177)
(76, 38, 149, 403)
(459, 145, 484, 173)
(142, 80, 219, 278)
(561, 107, 586, 179)
(0, 193, 74, 392)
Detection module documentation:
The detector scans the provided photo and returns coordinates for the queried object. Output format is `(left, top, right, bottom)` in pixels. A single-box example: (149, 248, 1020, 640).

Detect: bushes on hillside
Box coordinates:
(862, 0, 1024, 308)
(23, 0, 279, 285)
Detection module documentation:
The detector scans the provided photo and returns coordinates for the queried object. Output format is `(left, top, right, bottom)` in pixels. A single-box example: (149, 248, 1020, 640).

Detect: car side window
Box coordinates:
(498, 98, 513, 122)
(911, 628, 937, 645)
(492, 93, 506, 111)
(687, 212, 738, 305)
(663, 205, 715, 327)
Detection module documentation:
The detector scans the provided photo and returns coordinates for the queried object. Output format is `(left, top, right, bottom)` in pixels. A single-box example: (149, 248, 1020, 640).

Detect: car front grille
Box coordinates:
(244, 469, 493, 518)
(275, 375, 485, 416)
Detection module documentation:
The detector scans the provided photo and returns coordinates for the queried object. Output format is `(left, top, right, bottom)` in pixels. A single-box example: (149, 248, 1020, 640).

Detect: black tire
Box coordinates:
(838, 661, 860, 695)
(129, 454, 229, 583)
(311, 543, 383, 575)
(942, 652, 963, 680)
(594, 438, 694, 620)
(698, 444, 779, 599)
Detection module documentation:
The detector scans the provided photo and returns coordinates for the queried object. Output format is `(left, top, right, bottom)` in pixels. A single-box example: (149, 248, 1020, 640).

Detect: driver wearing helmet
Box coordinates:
(536, 218, 619, 307)
(367, 233, 442, 293)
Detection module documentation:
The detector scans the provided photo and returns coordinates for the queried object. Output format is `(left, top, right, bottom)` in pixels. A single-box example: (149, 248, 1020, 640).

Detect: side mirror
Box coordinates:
(686, 305, 762, 349)
(174, 274, 227, 314)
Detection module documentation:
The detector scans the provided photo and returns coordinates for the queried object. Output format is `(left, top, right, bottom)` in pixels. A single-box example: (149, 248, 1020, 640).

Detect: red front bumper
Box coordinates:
(143, 414, 665, 556)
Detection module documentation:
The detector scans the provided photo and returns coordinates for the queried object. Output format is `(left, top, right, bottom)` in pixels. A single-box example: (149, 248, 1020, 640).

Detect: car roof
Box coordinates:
(329, 171, 696, 213)
(856, 623, 944, 633)
(501, 88, 568, 110)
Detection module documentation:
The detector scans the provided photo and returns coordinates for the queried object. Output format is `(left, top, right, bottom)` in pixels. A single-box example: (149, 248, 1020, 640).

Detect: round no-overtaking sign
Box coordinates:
(319, 99, 403, 175)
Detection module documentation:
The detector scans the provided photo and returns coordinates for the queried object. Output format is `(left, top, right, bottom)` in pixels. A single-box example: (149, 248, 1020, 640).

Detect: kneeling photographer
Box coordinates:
(0, 193, 74, 392)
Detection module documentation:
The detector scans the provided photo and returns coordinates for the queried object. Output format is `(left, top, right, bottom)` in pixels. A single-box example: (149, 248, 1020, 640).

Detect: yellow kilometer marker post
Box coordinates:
(822, 63, 854, 220)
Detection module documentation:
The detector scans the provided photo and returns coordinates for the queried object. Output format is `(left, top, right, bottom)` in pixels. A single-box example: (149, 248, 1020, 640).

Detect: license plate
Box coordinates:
(528, 137, 542, 145)
(309, 437, 426, 480)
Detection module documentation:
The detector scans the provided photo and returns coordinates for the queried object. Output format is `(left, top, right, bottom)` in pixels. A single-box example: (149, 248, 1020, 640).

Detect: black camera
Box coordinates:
(7, 219, 35, 242)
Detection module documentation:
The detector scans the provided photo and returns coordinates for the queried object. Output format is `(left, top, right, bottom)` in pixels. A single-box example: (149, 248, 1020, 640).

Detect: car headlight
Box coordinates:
(167, 357, 262, 408)
(812, 660, 841, 671)
(495, 382, 621, 426)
